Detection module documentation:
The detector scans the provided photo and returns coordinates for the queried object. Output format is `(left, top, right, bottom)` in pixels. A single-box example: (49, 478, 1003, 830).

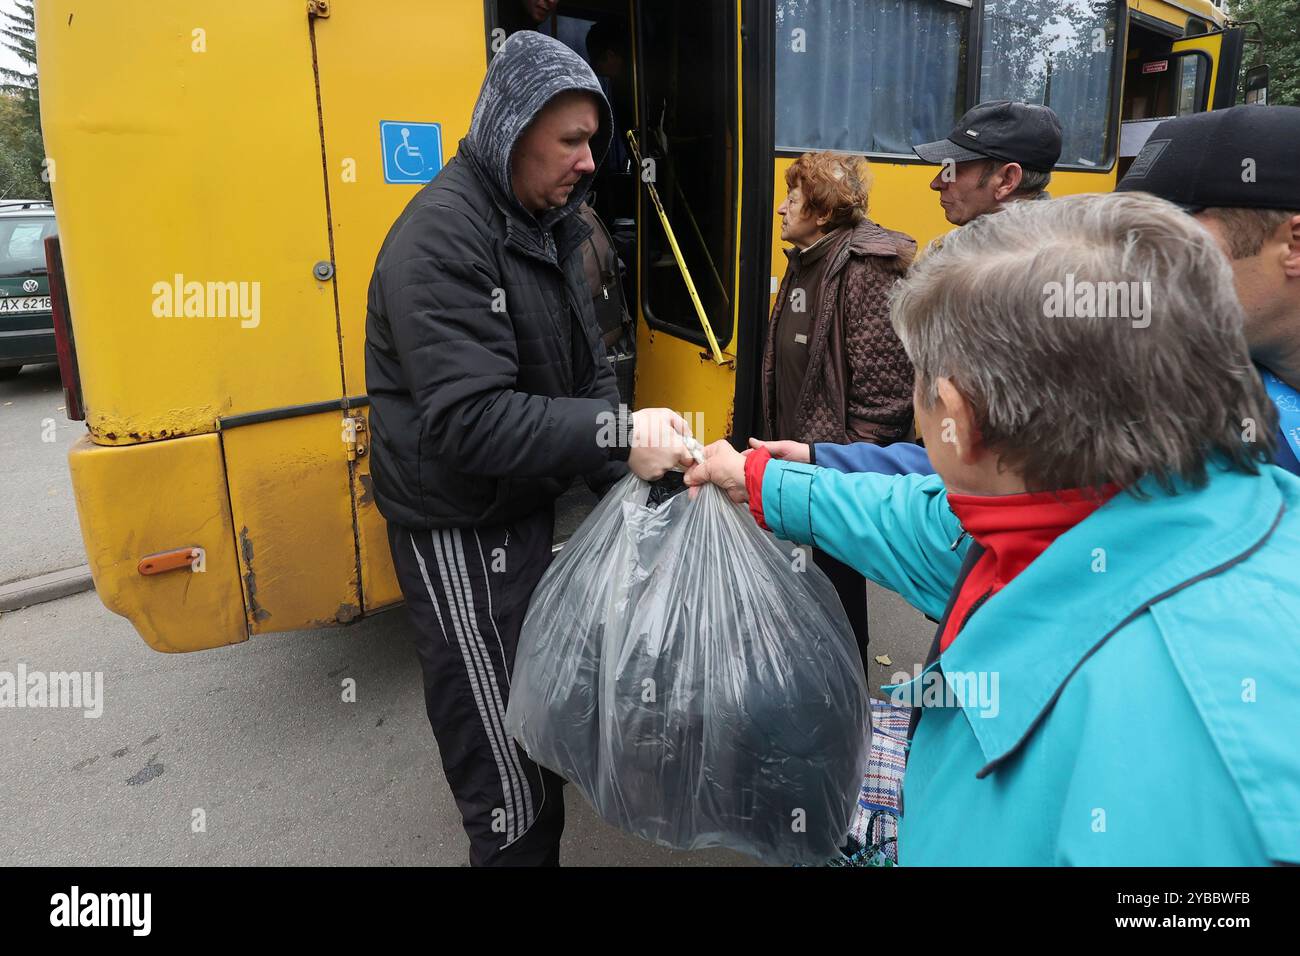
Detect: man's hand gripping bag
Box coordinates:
(505, 475, 870, 865)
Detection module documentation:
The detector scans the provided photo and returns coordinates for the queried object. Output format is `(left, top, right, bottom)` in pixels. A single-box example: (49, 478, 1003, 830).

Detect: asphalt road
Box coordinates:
(0, 368, 935, 866)
(1, 592, 931, 867)
(1, 589, 768, 866)
(0, 363, 87, 585)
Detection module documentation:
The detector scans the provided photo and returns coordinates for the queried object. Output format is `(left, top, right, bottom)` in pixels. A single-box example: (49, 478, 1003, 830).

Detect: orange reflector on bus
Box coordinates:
(138, 548, 204, 576)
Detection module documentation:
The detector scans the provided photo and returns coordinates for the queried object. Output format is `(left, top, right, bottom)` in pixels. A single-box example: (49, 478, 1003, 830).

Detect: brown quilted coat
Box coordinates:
(761, 219, 917, 446)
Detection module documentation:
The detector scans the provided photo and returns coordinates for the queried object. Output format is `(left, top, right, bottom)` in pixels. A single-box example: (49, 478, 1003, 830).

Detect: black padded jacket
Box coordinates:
(364, 32, 630, 531)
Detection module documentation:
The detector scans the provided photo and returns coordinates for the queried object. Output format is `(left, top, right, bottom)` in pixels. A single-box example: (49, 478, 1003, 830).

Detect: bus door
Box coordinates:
(631, 0, 746, 444)
(211, 5, 366, 639)
(308, 0, 487, 615)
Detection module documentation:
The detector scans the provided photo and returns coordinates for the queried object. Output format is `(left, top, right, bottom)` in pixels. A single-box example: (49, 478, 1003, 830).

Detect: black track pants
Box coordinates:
(388, 511, 565, 866)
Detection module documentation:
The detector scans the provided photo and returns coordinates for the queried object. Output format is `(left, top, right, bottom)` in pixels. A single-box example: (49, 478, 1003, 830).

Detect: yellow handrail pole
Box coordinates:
(626, 130, 727, 365)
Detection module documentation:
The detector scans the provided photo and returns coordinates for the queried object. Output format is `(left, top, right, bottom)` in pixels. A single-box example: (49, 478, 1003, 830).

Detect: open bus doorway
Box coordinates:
(1120, 19, 1190, 179)
(1118, 12, 1243, 180)
(490, 0, 746, 416)
(633, 0, 737, 356)
(489, 0, 745, 531)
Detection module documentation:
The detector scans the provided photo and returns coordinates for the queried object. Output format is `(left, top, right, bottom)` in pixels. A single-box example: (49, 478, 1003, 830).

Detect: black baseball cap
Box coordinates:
(913, 101, 1063, 173)
(1116, 105, 1300, 213)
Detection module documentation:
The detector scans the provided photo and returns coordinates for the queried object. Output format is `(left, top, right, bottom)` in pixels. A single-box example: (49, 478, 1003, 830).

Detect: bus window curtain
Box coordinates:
(775, 0, 968, 155)
(978, 0, 1119, 168)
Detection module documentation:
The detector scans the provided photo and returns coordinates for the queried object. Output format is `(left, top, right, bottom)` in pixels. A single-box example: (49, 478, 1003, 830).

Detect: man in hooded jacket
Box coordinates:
(365, 32, 692, 866)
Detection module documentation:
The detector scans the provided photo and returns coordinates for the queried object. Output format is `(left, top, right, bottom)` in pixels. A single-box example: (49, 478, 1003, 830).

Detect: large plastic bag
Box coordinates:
(505, 473, 870, 865)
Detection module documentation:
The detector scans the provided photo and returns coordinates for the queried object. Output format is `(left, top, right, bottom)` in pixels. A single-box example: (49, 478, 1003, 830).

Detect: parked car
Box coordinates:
(0, 200, 58, 381)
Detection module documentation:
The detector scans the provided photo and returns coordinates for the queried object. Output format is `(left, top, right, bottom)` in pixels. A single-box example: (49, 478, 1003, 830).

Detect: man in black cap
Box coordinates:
(1118, 105, 1300, 476)
(913, 101, 1063, 226)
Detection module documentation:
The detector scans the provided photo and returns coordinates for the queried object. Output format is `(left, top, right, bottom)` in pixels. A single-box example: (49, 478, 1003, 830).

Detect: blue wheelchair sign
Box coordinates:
(380, 121, 443, 185)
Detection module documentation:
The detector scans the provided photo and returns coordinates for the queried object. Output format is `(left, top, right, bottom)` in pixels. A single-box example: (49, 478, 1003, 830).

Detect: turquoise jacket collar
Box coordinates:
(934, 464, 1288, 778)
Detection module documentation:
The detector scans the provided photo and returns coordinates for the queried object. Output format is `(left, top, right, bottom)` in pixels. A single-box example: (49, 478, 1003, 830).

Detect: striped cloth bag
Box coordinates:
(828, 698, 909, 867)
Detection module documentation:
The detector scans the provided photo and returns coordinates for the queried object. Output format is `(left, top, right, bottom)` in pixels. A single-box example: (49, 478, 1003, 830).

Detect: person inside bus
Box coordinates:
(365, 31, 694, 867)
(501, 0, 558, 35)
(1117, 104, 1300, 477)
(913, 100, 1062, 227)
(585, 17, 634, 225)
(762, 150, 916, 666)
(686, 192, 1300, 866)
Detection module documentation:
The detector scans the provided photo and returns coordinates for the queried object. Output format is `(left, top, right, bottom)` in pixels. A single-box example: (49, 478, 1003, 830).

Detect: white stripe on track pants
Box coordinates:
(388, 510, 565, 866)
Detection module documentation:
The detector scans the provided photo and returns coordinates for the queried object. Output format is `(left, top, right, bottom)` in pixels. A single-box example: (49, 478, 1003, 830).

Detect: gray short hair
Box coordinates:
(1013, 167, 1052, 197)
(890, 192, 1276, 494)
(976, 160, 1052, 198)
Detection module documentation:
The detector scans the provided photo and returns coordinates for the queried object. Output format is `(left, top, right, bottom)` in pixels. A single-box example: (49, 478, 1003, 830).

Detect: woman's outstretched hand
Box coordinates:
(684, 439, 749, 503)
(747, 437, 811, 463)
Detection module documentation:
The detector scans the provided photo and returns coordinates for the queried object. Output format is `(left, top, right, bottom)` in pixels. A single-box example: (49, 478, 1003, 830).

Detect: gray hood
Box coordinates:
(465, 31, 612, 229)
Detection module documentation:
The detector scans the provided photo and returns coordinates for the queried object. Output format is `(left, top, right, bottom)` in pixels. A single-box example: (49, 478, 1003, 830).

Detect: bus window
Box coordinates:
(775, 0, 971, 157)
(1123, 51, 1211, 120)
(979, 0, 1120, 169)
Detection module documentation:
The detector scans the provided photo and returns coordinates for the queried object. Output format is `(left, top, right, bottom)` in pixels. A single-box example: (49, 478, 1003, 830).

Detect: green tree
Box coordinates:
(0, 93, 44, 199)
(1230, 0, 1300, 107)
(0, 0, 48, 199)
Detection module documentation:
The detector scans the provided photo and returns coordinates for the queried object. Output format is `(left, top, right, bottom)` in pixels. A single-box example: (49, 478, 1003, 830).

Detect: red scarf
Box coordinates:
(939, 486, 1119, 652)
(743, 449, 1118, 651)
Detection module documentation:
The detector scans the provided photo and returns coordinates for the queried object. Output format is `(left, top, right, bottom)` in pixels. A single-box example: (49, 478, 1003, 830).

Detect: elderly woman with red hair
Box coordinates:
(765, 150, 917, 666)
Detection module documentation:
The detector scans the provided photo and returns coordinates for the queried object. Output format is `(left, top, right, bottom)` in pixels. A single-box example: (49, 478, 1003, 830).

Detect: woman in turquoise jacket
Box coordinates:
(687, 193, 1300, 866)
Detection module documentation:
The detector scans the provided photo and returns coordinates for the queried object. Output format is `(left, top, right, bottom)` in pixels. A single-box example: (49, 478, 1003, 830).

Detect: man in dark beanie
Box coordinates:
(365, 31, 693, 866)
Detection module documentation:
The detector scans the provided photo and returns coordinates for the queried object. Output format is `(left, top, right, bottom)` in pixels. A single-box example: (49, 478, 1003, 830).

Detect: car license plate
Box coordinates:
(0, 296, 51, 313)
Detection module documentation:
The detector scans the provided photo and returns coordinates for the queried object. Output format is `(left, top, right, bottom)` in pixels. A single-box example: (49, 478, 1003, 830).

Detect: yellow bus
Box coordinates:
(37, 0, 1242, 653)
